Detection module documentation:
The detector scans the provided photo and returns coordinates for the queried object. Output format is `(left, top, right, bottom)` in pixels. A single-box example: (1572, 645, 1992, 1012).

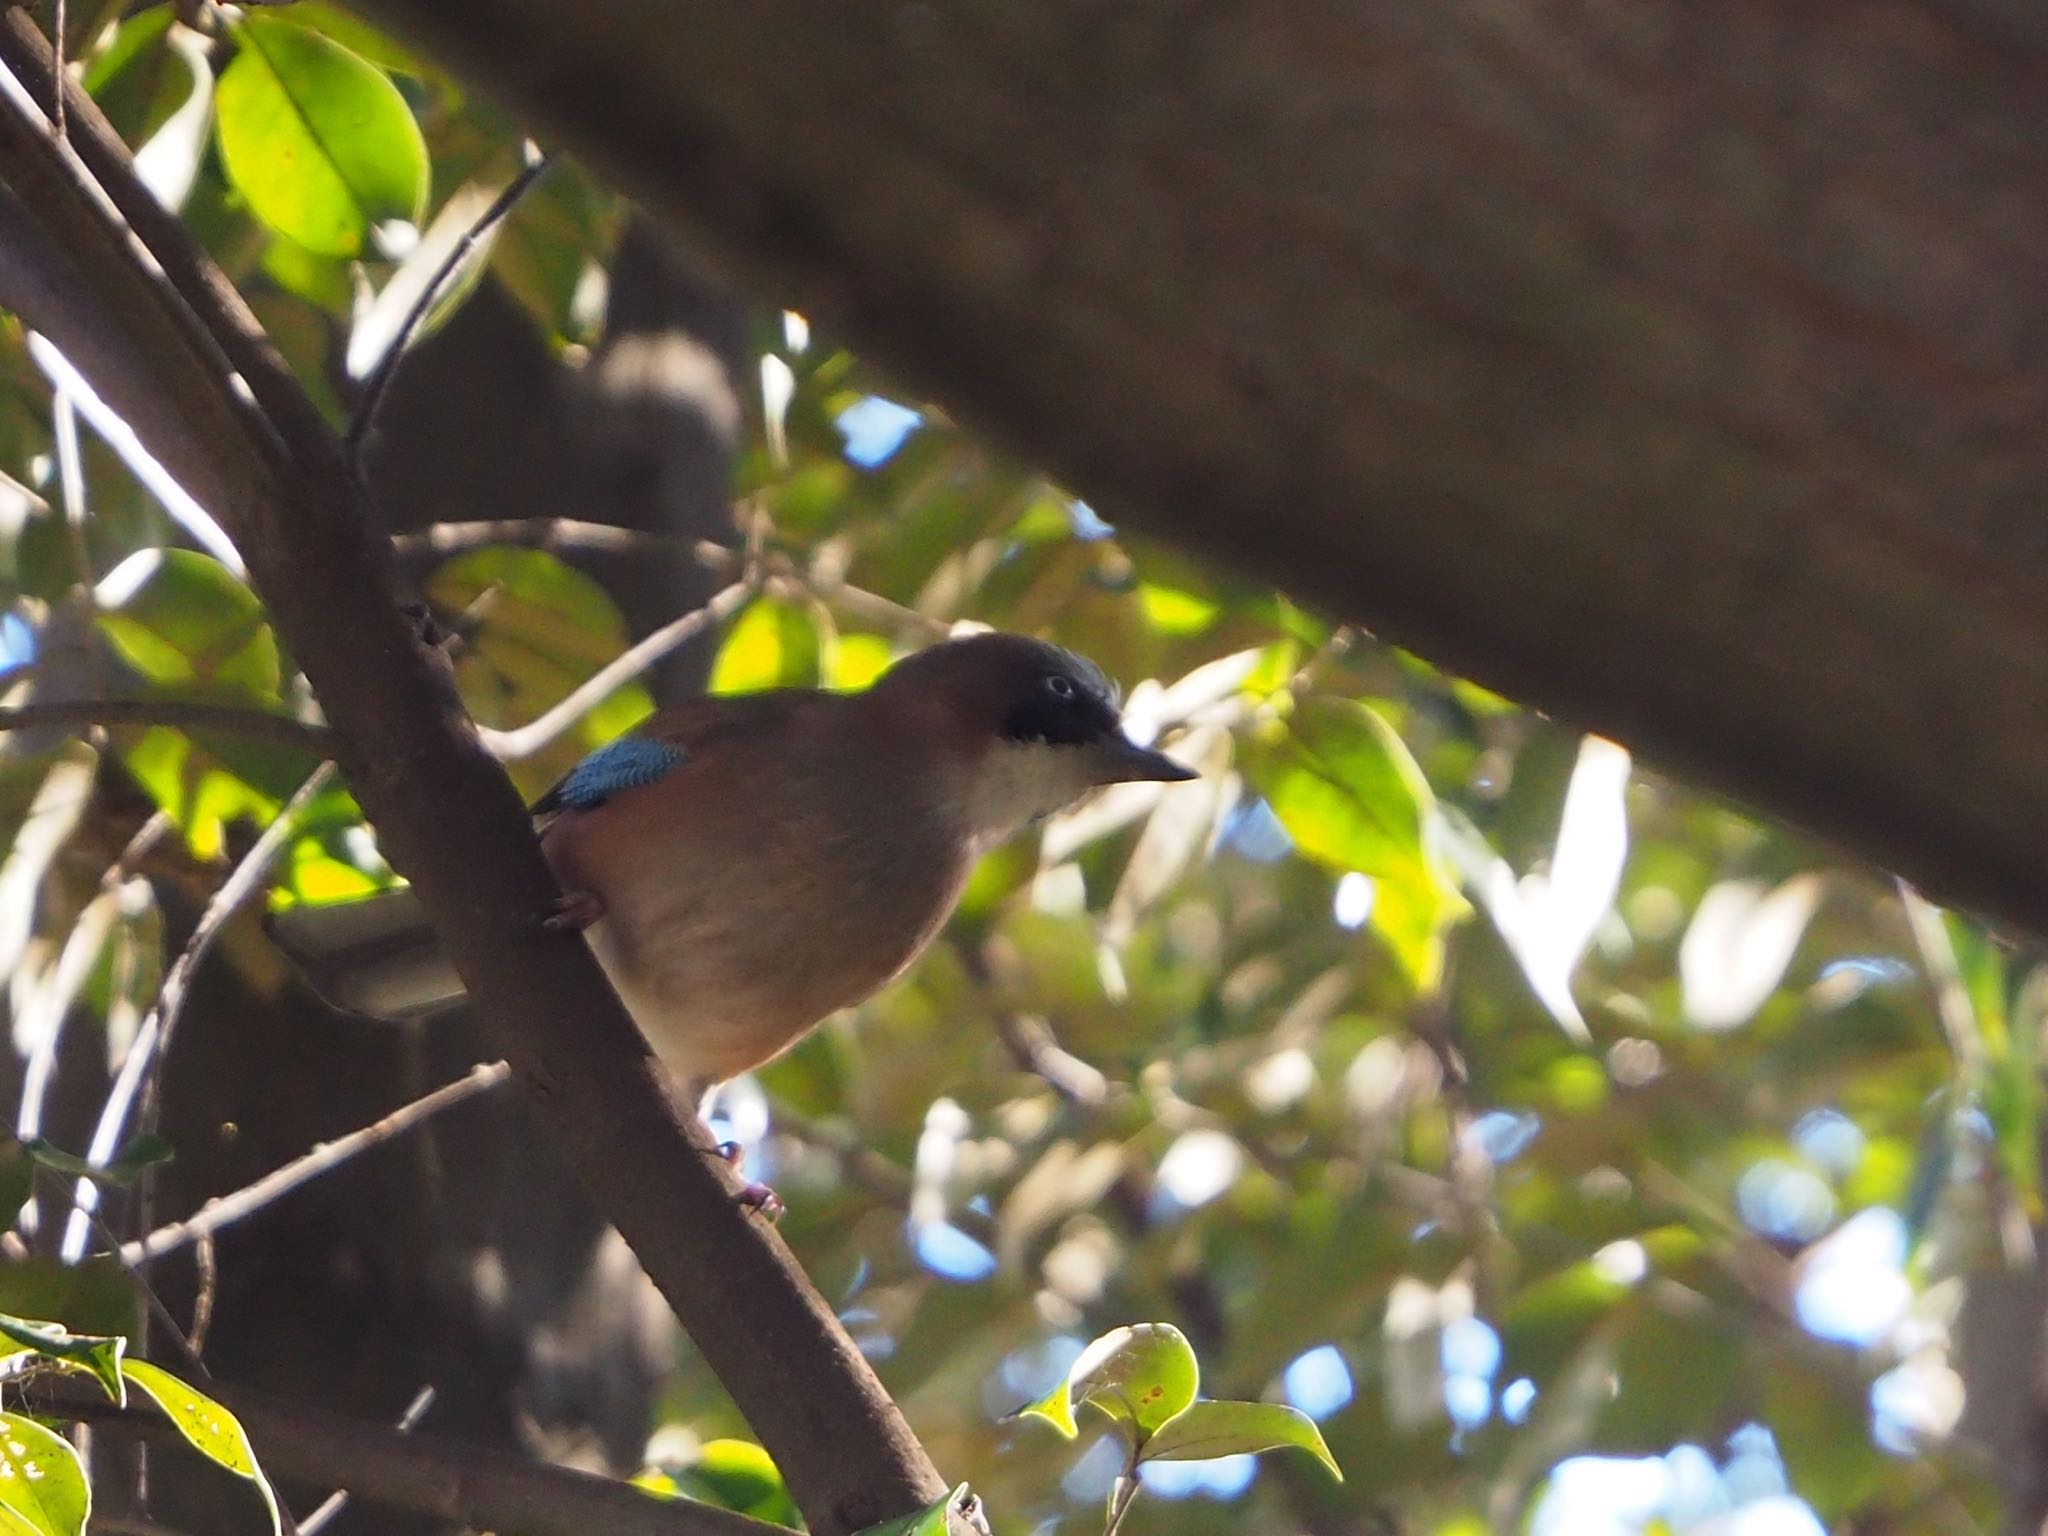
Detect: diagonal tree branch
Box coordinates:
(0, 17, 942, 1533)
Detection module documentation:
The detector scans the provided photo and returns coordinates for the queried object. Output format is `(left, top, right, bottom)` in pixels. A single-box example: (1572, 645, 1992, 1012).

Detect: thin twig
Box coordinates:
(0, 700, 335, 755)
(477, 581, 751, 759)
(393, 519, 724, 562)
(297, 1384, 435, 1536)
(345, 150, 552, 468)
(61, 764, 337, 1261)
(187, 1233, 216, 1356)
(122, 1061, 511, 1265)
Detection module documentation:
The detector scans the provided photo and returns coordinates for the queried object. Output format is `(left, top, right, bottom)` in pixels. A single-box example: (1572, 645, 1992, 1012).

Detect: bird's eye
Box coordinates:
(1043, 674, 1077, 700)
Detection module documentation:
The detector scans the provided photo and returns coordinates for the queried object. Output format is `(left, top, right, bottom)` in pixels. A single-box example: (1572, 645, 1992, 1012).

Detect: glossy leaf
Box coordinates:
(1023, 1323, 1199, 1439)
(0, 1411, 88, 1536)
(215, 13, 427, 257)
(1244, 697, 1466, 987)
(121, 1359, 281, 1536)
(853, 1484, 986, 1536)
(1141, 1400, 1341, 1479)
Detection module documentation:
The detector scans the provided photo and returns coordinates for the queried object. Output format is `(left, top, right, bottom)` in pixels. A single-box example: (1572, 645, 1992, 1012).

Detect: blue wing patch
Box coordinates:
(536, 737, 686, 814)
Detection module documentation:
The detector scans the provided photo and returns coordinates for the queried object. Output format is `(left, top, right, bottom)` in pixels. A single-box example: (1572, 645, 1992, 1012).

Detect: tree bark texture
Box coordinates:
(354, 0, 2048, 934)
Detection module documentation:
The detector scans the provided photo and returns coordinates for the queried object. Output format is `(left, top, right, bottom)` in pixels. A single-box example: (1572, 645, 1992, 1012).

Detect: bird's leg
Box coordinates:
(541, 888, 606, 933)
(711, 1139, 784, 1222)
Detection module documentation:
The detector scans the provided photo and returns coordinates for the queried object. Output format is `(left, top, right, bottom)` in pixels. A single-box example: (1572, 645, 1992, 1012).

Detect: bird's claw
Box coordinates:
(710, 1141, 783, 1220)
(737, 1181, 785, 1221)
(541, 890, 605, 933)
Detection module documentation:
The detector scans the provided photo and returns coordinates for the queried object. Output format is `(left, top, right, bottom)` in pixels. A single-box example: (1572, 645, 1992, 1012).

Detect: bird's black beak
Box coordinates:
(1091, 731, 1200, 785)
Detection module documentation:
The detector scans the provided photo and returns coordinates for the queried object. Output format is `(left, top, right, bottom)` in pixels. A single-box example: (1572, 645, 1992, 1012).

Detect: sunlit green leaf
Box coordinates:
(710, 598, 822, 695)
(0, 1411, 88, 1536)
(83, 6, 184, 147)
(215, 13, 427, 257)
(121, 1359, 281, 1536)
(663, 1439, 799, 1529)
(1243, 696, 1467, 988)
(1141, 1400, 1341, 1479)
(1023, 1323, 1200, 1440)
(854, 1484, 983, 1535)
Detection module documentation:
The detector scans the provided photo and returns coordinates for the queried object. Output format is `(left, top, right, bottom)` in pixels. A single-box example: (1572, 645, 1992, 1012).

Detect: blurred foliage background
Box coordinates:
(0, 4, 2034, 1533)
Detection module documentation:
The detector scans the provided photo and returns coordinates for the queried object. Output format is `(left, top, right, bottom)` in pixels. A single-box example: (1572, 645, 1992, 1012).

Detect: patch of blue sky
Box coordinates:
(835, 396, 923, 469)
(1068, 500, 1116, 540)
(1467, 1109, 1542, 1165)
(1794, 1207, 1910, 1347)
(913, 1220, 998, 1283)
(1736, 1158, 1836, 1243)
(0, 612, 33, 669)
(1282, 1345, 1354, 1420)
(1218, 797, 1294, 863)
(1791, 1108, 1866, 1178)
(1140, 1454, 1255, 1501)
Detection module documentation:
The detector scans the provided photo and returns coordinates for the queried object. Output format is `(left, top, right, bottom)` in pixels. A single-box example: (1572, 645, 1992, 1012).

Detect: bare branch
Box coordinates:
(123, 1062, 511, 1266)
(0, 701, 335, 756)
(297, 1384, 435, 1536)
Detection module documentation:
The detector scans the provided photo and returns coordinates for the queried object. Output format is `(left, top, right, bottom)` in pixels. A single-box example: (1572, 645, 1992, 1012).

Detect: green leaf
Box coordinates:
(0, 1316, 124, 1405)
(1243, 697, 1467, 988)
(214, 13, 427, 257)
(83, 7, 184, 147)
(1141, 1400, 1342, 1480)
(0, 1411, 89, 1536)
(425, 548, 653, 754)
(854, 1484, 984, 1536)
(710, 598, 823, 695)
(96, 550, 280, 696)
(664, 1439, 799, 1529)
(121, 1359, 281, 1536)
(21, 1135, 173, 1186)
(0, 1264, 139, 1349)
(1022, 1323, 1200, 1440)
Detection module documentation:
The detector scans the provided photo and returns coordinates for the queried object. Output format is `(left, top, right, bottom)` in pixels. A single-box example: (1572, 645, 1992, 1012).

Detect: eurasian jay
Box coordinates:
(272, 632, 1196, 1113)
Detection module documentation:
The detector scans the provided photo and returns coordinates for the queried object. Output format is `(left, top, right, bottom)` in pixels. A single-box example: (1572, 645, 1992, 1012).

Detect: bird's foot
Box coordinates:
(541, 889, 605, 933)
(713, 1140, 784, 1222)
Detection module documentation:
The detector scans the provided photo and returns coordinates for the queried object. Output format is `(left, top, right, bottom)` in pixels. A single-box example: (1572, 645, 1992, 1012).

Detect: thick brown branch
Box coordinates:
(0, 18, 941, 1533)
(52, 1381, 784, 1536)
(347, 0, 2048, 940)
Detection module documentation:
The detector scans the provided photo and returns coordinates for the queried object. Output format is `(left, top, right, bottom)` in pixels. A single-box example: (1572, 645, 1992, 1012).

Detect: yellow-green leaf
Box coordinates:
(0, 1412, 88, 1536)
(1023, 1323, 1200, 1441)
(96, 549, 280, 696)
(1141, 1400, 1342, 1479)
(710, 598, 823, 695)
(121, 1359, 280, 1536)
(215, 13, 426, 257)
(854, 1483, 984, 1535)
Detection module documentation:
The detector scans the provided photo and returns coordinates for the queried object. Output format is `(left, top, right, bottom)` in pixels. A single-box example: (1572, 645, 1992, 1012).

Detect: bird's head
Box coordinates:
(875, 632, 1197, 844)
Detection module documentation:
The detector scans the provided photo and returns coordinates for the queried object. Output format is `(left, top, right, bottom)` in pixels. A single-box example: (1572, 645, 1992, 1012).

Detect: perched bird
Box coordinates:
(272, 632, 1196, 1114)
